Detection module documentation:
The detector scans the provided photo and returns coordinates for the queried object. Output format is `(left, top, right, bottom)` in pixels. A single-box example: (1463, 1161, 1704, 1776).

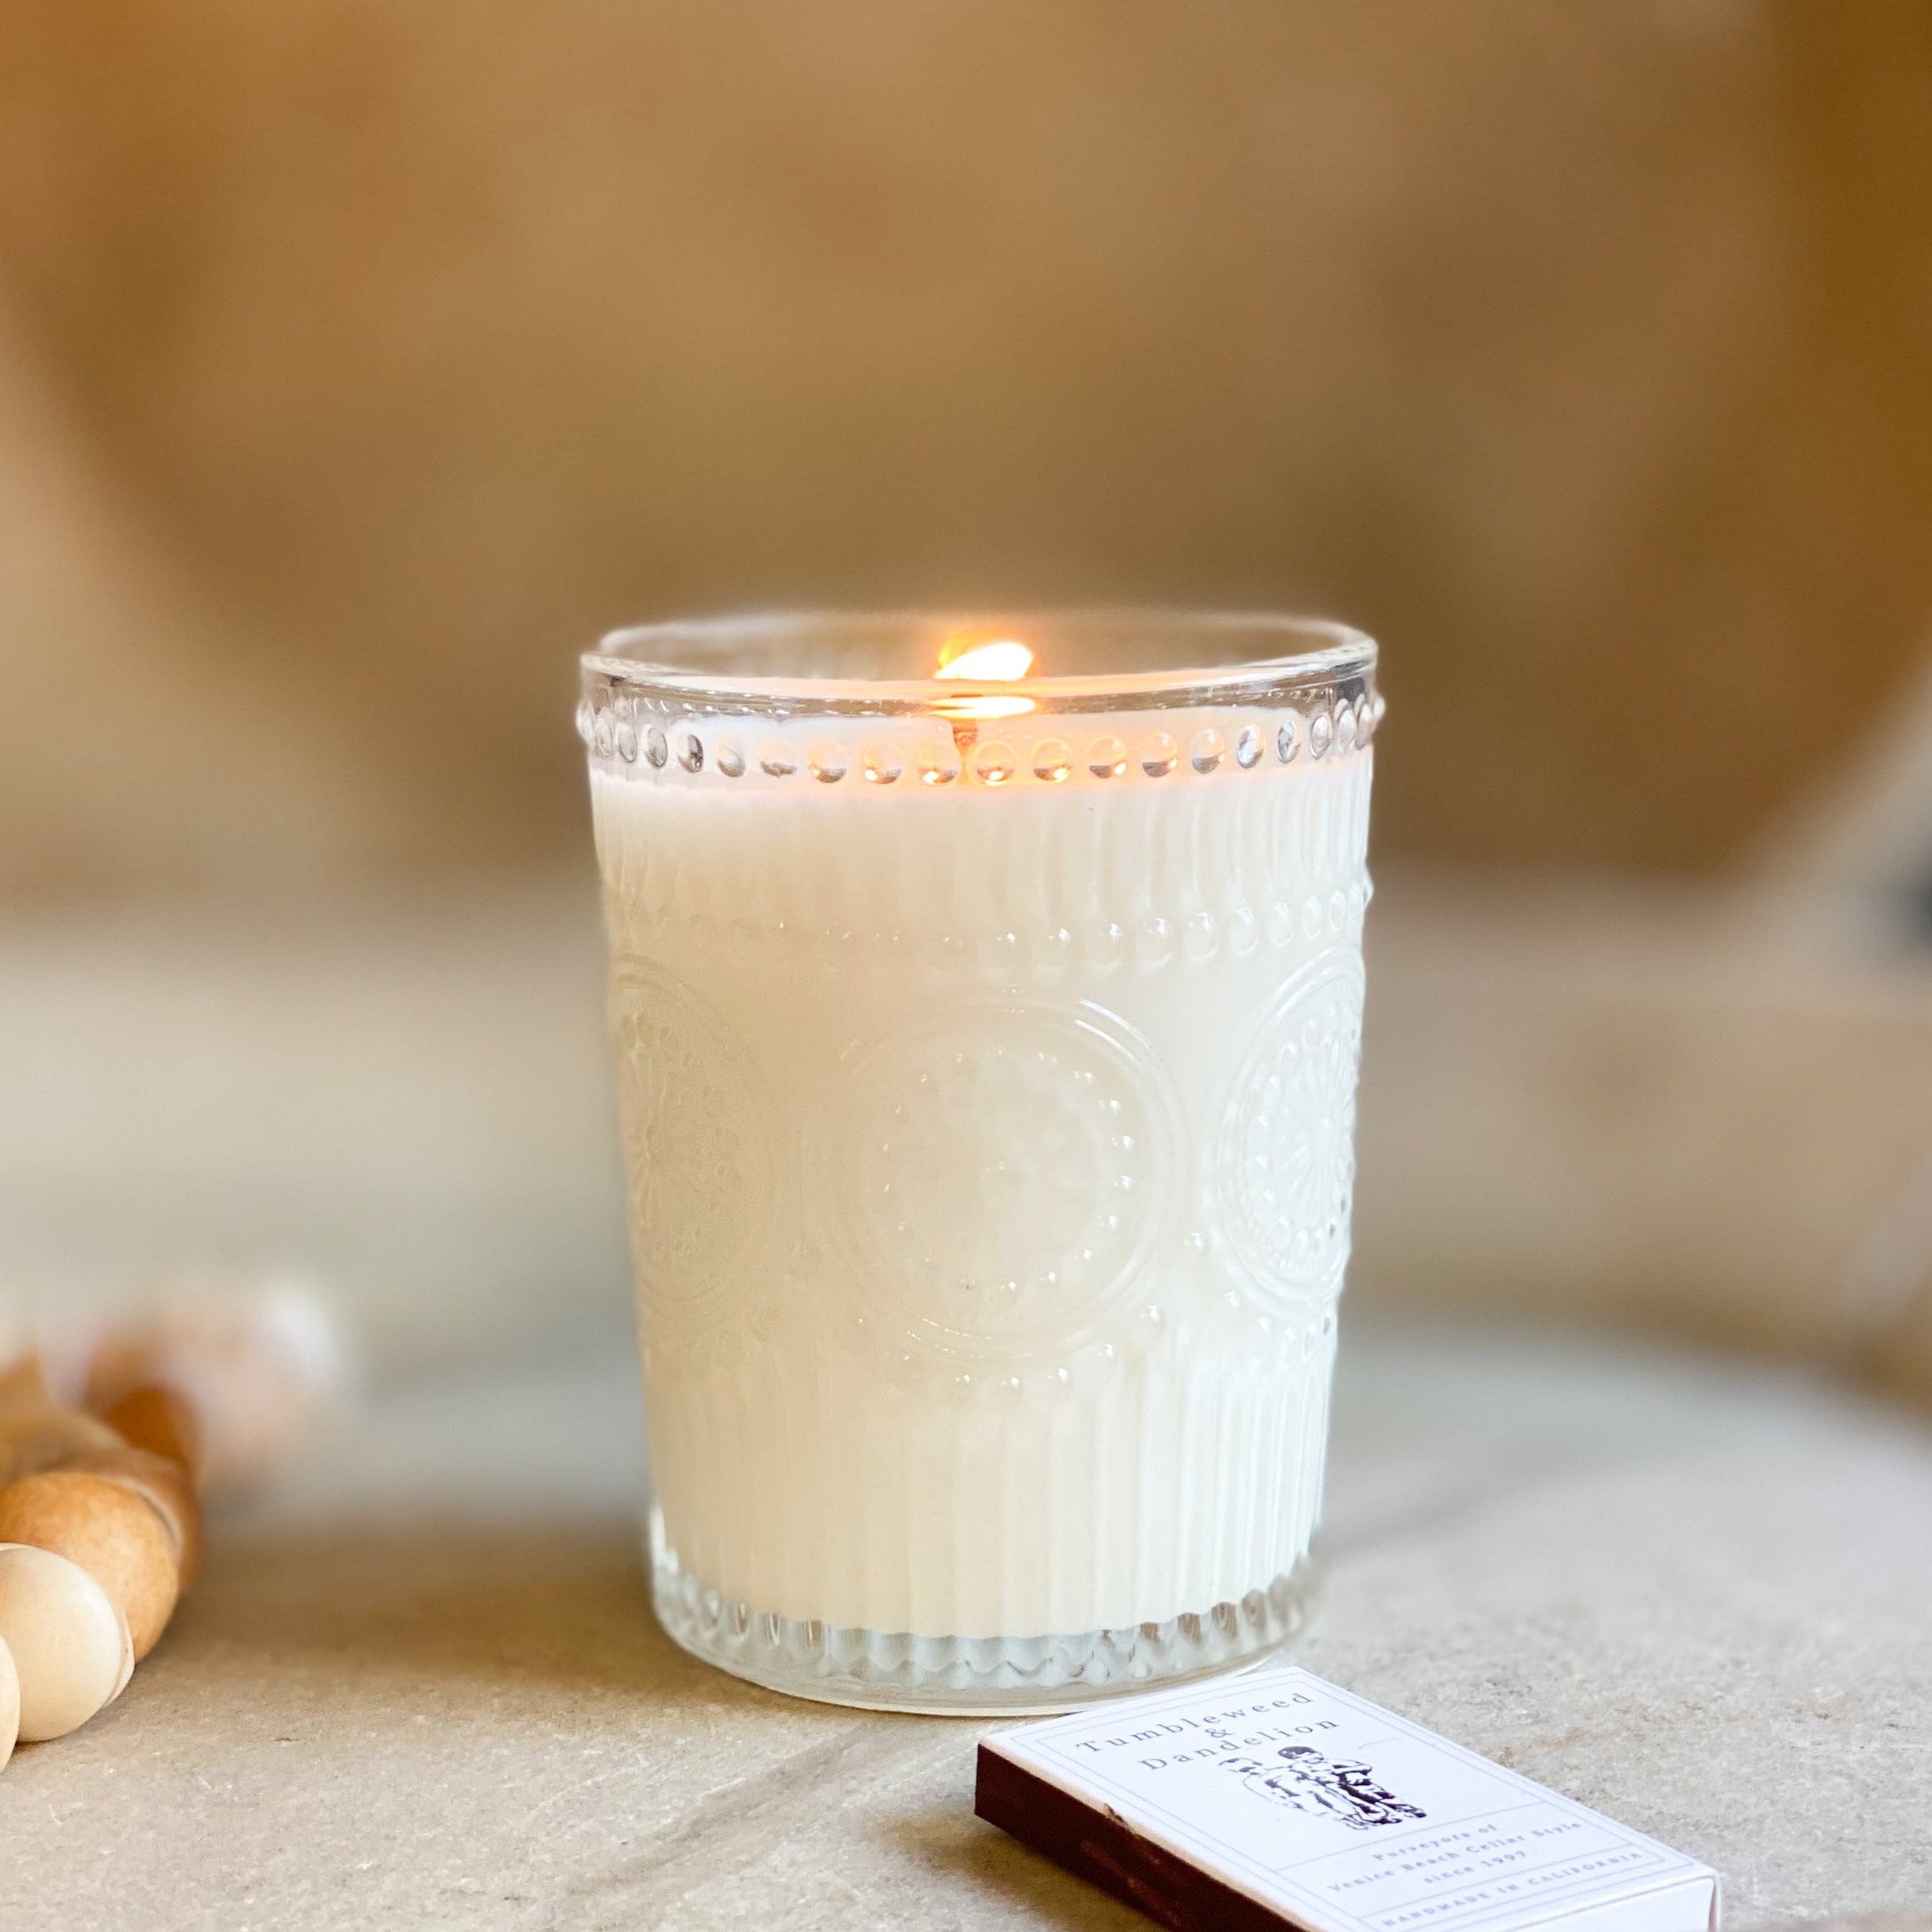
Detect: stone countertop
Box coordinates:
(4, 1320, 1928, 1932)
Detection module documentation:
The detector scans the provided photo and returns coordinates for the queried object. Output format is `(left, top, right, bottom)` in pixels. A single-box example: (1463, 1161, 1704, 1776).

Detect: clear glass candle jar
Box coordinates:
(578, 612, 1379, 1712)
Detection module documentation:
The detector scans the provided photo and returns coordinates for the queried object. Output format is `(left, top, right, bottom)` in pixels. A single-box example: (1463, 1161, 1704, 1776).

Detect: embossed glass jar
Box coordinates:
(579, 612, 1379, 1712)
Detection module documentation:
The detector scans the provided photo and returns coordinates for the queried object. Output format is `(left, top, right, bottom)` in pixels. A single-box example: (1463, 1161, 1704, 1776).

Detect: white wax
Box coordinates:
(592, 703, 1372, 1639)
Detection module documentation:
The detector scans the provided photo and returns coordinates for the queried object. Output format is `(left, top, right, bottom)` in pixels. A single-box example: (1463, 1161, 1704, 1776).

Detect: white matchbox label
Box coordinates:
(978, 1666, 1719, 1932)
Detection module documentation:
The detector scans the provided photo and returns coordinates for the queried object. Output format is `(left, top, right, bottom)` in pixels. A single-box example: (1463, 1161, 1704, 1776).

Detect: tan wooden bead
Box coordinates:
(0, 1406, 124, 1488)
(110, 1610, 135, 1702)
(98, 1384, 202, 1479)
(0, 1544, 124, 1741)
(0, 1355, 50, 1422)
(0, 1631, 18, 1771)
(0, 1472, 181, 1660)
(85, 1288, 345, 1500)
(61, 1445, 205, 1591)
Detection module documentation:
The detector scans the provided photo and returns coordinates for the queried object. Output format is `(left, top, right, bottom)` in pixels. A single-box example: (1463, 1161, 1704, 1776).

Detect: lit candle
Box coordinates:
(580, 612, 1379, 1711)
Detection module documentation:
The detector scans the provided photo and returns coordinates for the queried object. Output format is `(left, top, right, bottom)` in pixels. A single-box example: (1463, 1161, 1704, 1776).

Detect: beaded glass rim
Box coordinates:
(580, 611, 1381, 790)
(582, 609, 1376, 718)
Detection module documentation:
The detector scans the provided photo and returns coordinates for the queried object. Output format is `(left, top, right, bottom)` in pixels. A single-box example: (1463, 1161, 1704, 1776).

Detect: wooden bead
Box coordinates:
(0, 1355, 51, 1422)
(0, 1544, 124, 1741)
(98, 1384, 202, 1479)
(86, 1289, 345, 1500)
(0, 1472, 181, 1660)
(110, 1611, 135, 1702)
(0, 1631, 17, 1771)
(60, 1446, 205, 1590)
(0, 1407, 124, 1489)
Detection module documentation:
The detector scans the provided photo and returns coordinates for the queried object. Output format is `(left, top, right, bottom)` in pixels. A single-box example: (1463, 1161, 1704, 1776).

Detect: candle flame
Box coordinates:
(932, 637, 1035, 721)
(934, 640, 1033, 682)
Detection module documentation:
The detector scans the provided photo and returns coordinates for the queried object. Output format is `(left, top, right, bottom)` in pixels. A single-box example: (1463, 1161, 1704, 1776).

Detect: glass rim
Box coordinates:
(583, 608, 1375, 718)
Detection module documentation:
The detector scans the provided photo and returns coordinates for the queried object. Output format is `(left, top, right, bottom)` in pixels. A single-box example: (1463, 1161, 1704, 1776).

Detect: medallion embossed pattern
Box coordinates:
(610, 959, 769, 1318)
(1218, 951, 1366, 1305)
(832, 1002, 1168, 1358)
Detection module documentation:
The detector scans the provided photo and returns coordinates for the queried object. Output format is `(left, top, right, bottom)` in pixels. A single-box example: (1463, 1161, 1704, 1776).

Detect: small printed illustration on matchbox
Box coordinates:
(1226, 1743, 1428, 1832)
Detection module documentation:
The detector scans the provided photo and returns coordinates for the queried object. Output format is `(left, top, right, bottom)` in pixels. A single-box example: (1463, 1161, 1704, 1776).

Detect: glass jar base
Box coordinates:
(647, 1507, 1316, 1716)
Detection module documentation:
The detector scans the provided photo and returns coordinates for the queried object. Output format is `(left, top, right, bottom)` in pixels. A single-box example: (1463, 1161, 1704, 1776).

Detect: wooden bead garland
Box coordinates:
(0, 1357, 206, 1765)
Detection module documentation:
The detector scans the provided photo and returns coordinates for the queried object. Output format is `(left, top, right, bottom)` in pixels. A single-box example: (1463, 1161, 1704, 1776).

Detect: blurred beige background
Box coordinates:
(2, 0, 1930, 894)
(2, 0, 1930, 1387)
